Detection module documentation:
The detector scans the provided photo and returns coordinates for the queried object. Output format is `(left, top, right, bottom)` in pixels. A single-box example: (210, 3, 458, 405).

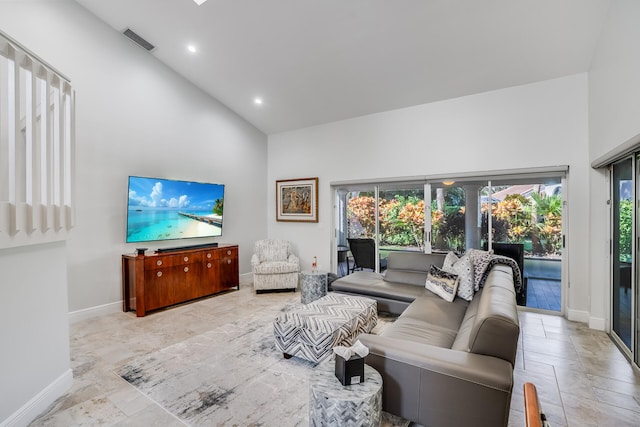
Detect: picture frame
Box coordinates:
(276, 177, 319, 222)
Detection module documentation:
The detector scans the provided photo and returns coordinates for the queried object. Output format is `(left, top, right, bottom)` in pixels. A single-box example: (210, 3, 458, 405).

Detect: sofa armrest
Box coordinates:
(250, 254, 260, 269)
(287, 253, 300, 267)
(357, 334, 514, 426)
(358, 334, 513, 390)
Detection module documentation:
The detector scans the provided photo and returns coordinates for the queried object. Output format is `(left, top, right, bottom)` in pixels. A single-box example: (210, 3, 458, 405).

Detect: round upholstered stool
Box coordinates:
(309, 361, 382, 427)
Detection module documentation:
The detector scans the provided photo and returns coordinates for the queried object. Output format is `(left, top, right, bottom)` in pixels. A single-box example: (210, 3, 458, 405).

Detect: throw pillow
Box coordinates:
(442, 251, 474, 301)
(425, 265, 460, 302)
(466, 248, 493, 291)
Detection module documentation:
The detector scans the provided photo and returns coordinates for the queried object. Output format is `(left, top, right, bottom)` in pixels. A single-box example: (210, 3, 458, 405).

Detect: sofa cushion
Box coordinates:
(332, 271, 428, 302)
(253, 261, 299, 274)
(382, 316, 457, 348)
(384, 269, 430, 287)
(400, 293, 469, 333)
(383, 252, 446, 286)
(451, 289, 483, 351)
(425, 265, 459, 302)
(465, 267, 520, 365)
(386, 252, 445, 270)
(442, 252, 474, 301)
(255, 239, 290, 262)
(331, 271, 383, 286)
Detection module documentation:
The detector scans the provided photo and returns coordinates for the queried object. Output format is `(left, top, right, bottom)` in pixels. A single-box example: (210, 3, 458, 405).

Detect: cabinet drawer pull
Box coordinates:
(207, 253, 212, 259)
(227, 250, 232, 255)
(157, 260, 163, 266)
(184, 256, 189, 262)
(184, 267, 189, 273)
(157, 271, 162, 277)
(227, 259, 232, 264)
(207, 262, 212, 268)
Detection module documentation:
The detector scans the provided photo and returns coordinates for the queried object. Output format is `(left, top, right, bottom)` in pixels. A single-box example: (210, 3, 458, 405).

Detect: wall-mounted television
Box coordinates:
(126, 176, 225, 244)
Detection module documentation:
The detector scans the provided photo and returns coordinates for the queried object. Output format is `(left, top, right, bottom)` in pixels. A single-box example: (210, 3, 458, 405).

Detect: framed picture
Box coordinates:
(276, 177, 319, 222)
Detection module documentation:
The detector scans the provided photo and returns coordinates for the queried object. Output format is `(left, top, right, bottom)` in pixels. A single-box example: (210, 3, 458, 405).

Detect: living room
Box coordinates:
(1, 0, 638, 426)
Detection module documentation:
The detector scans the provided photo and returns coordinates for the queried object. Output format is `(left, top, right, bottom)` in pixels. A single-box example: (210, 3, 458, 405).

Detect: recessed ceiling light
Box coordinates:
(254, 97, 263, 105)
(187, 44, 197, 53)
(193, 0, 208, 5)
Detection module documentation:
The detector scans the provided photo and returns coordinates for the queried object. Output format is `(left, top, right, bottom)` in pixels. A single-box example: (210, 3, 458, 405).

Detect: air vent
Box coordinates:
(122, 28, 155, 52)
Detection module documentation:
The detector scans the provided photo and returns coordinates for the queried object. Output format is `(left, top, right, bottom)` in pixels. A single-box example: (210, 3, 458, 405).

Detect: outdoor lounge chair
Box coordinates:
(347, 238, 387, 273)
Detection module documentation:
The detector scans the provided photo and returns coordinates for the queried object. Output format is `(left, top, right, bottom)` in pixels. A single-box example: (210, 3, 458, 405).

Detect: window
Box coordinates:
(0, 31, 75, 246)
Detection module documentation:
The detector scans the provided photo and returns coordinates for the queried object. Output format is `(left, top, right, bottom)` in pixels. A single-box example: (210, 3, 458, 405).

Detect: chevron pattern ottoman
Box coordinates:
(273, 293, 377, 363)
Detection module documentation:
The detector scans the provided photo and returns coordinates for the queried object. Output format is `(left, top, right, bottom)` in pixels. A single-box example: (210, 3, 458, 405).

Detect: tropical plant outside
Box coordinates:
(347, 191, 425, 251)
(619, 198, 633, 262)
(484, 192, 562, 257)
(347, 187, 563, 258)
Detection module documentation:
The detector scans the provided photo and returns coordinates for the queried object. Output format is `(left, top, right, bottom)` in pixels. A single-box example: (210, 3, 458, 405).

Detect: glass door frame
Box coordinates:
(333, 185, 382, 273)
(425, 175, 567, 315)
(332, 181, 427, 274)
(609, 156, 637, 361)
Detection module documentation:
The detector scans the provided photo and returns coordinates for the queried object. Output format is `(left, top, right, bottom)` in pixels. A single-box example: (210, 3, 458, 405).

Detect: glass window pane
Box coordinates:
(378, 187, 424, 252)
(489, 181, 563, 311)
(346, 190, 377, 239)
(431, 185, 466, 252)
(613, 158, 632, 350)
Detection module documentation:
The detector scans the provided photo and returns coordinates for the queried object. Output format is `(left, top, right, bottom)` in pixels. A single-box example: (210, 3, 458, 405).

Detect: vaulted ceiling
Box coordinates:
(74, 0, 612, 134)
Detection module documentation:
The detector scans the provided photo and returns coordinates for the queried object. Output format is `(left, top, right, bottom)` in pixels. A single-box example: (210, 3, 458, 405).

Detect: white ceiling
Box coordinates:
(74, 0, 612, 135)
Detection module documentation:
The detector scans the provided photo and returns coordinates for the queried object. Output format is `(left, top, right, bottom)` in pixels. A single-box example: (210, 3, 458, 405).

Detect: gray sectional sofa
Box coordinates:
(331, 251, 520, 427)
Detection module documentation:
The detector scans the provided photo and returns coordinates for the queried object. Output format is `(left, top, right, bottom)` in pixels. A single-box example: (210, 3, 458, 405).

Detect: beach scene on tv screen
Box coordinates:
(127, 177, 224, 243)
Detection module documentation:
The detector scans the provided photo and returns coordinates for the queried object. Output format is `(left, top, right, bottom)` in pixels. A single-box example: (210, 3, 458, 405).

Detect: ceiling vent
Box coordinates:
(122, 28, 155, 52)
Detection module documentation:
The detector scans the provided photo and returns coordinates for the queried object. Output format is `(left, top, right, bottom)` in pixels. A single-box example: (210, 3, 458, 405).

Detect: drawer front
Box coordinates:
(145, 252, 202, 270)
(221, 247, 238, 261)
(203, 250, 220, 261)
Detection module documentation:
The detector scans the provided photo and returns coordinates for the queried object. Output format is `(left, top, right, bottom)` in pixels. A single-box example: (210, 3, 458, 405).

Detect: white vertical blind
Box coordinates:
(0, 32, 75, 245)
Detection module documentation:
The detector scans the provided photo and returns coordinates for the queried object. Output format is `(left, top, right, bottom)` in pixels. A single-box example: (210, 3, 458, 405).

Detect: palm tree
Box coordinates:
(213, 198, 224, 215)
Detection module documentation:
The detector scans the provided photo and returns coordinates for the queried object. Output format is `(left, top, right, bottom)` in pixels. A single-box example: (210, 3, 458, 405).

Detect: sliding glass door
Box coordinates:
(427, 175, 565, 312)
(335, 183, 425, 275)
(611, 157, 634, 353)
(333, 169, 566, 315)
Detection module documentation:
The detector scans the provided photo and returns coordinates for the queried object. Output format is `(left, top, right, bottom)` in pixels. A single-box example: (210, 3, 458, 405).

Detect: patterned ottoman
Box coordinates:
(273, 294, 377, 363)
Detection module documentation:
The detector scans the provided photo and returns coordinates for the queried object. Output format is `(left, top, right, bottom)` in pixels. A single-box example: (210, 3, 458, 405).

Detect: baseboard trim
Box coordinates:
(0, 369, 72, 427)
(567, 309, 590, 324)
(68, 301, 121, 323)
(588, 316, 606, 331)
(69, 274, 253, 321)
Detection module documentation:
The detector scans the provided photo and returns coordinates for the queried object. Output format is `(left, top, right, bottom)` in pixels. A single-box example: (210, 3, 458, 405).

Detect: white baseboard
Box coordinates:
(68, 301, 121, 323)
(0, 369, 72, 427)
(567, 309, 590, 324)
(69, 274, 253, 321)
(588, 316, 607, 331)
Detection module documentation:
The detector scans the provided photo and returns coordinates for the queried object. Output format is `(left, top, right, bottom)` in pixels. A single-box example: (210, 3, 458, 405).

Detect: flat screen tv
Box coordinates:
(126, 176, 224, 243)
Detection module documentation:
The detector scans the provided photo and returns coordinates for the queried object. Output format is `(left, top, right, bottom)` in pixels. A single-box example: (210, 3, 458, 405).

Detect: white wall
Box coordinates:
(268, 74, 591, 319)
(588, 0, 640, 330)
(0, 1, 267, 424)
(0, 0, 267, 313)
(0, 242, 72, 425)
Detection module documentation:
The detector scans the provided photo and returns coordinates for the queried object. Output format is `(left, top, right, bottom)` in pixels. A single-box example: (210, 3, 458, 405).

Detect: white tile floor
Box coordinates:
(28, 285, 640, 427)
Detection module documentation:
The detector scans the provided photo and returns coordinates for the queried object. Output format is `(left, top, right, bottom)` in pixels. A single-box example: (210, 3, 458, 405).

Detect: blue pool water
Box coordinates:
(126, 210, 221, 243)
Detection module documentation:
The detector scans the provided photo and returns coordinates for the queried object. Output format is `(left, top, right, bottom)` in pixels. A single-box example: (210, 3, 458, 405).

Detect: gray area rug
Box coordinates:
(115, 306, 407, 426)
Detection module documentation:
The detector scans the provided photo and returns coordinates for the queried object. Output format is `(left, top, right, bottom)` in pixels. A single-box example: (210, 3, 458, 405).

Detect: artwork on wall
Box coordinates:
(276, 177, 318, 222)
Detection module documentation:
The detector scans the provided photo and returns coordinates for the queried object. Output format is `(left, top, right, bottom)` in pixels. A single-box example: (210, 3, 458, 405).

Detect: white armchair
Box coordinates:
(251, 239, 300, 292)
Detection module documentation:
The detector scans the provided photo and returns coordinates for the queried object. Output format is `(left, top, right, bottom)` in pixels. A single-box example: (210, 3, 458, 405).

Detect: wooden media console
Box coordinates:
(122, 244, 239, 316)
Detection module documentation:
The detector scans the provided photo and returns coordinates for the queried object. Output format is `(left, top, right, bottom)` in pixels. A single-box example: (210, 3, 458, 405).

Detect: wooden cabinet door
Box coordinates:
(219, 247, 239, 291)
(144, 253, 202, 309)
(201, 249, 220, 294)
